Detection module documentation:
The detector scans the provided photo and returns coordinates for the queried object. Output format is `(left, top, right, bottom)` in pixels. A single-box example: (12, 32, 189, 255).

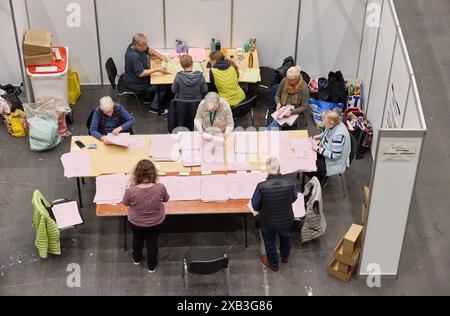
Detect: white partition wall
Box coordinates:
(359, 0, 427, 277)
(0, 0, 22, 85)
(96, 0, 165, 84)
(165, 0, 232, 49)
(357, 0, 383, 111)
(26, 0, 101, 84)
(297, 0, 367, 77)
(232, 0, 299, 68)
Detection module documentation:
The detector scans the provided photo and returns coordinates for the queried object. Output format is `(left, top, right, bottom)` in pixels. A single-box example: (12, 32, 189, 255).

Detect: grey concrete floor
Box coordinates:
(0, 0, 448, 295)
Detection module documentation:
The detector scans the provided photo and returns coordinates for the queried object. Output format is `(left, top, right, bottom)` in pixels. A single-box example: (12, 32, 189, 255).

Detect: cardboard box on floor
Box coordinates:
(333, 239, 361, 266)
(363, 186, 370, 207)
(328, 259, 356, 282)
(343, 224, 364, 257)
(23, 29, 52, 56)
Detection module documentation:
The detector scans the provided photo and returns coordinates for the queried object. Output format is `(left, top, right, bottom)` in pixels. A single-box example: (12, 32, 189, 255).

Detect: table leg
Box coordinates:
(76, 177, 83, 208)
(123, 217, 128, 252)
(243, 214, 248, 249)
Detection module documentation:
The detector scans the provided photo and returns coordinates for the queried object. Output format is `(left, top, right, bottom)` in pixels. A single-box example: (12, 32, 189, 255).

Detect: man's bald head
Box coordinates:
(132, 33, 148, 52)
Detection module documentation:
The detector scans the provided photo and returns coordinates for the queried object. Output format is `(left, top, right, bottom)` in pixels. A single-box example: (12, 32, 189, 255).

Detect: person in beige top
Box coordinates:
(194, 92, 234, 138)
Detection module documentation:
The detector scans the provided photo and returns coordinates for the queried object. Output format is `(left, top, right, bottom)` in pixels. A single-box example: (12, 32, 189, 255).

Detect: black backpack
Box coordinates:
(0, 84, 23, 112)
(327, 71, 348, 104)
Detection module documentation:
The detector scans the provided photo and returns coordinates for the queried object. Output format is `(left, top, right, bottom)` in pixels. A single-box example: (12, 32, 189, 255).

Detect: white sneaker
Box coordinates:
(132, 259, 141, 266)
(148, 267, 156, 274)
(160, 109, 169, 115)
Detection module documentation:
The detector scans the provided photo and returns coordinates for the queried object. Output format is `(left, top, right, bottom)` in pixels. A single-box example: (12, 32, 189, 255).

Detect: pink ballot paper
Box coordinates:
(234, 132, 258, 154)
(226, 173, 267, 199)
(94, 173, 130, 204)
(179, 132, 202, 151)
(159, 176, 201, 201)
(182, 150, 202, 167)
(290, 139, 317, 160)
(226, 153, 252, 171)
(106, 133, 131, 147)
(150, 134, 180, 161)
(201, 175, 229, 202)
(189, 47, 207, 61)
(51, 201, 83, 230)
(61, 151, 92, 178)
(271, 106, 299, 126)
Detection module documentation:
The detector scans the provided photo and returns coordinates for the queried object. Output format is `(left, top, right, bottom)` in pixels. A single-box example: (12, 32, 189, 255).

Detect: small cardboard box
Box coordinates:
(24, 51, 53, 67)
(333, 239, 361, 266)
(362, 203, 368, 225)
(328, 259, 355, 282)
(23, 29, 52, 55)
(343, 224, 364, 257)
(337, 261, 351, 274)
(363, 186, 370, 206)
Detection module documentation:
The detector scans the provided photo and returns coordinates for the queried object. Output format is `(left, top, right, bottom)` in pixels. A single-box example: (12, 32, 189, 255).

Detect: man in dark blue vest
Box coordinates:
(90, 96, 136, 145)
(252, 157, 298, 272)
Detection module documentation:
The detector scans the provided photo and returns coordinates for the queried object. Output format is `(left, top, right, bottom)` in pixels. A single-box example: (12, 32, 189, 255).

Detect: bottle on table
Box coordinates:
(211, 38, 216, 51)
(248, 51, 254, 68)
(215, 40, 221, 52)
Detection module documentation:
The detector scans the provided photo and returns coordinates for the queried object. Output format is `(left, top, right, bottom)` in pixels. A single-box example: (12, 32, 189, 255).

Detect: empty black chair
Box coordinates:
(168, 99, 202, 133)
(105, 57, 143, 111)
(232, 95, 258, 126)
(183, 248, 230, 295)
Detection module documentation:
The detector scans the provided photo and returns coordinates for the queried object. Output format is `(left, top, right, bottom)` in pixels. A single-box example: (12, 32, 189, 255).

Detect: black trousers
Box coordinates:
(129, 221, 163, 269)
(304, 154, 327, 184)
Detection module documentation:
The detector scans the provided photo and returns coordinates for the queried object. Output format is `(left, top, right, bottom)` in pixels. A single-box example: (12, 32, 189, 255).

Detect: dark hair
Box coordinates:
(133, 159, 157, 185)
(209, 51, 239, 77)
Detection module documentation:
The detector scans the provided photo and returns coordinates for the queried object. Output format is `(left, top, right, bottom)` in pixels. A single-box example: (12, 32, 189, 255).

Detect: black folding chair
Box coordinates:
(232, 95, 258, 126)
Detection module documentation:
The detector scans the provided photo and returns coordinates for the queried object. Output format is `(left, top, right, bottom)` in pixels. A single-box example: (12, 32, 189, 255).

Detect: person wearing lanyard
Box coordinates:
(194, 92, 234, 138)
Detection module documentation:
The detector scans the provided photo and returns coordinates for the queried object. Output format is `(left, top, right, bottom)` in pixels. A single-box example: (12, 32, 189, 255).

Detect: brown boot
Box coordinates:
(260, 255, 279, 272)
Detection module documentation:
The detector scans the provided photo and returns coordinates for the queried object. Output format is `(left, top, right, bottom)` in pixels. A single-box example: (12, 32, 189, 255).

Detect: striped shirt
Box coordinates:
(319, 127, 346, 160)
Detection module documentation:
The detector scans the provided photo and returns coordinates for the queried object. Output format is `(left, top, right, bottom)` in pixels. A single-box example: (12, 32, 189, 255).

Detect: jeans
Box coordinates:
(129, 221, 163, 270)
(143, 85, 167, 111)
(267, 120, 293, 131)
(261, 225, 292, 268)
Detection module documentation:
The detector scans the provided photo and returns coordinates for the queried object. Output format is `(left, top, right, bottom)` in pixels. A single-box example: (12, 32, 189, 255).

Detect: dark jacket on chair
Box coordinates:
(251, 174, 298, 230)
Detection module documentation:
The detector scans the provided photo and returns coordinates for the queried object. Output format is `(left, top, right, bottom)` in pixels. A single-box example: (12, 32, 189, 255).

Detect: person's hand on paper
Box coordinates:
(162, 55, 169, 62)
(284, 109, 292, 117)
(112, 127, 122, 136)
(202, 132, 214, 141)
(101, 136, 112, 145)
(156, 66, 170, 74)
(276, 103, 282, 112)
(313, 134, 322, 141)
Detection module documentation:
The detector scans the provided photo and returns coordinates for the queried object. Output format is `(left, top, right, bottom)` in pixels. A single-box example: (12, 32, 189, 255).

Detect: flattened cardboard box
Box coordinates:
(362, 203, 367, 225)
(363, 186, 370, 206)
(23, 29, 52, 55)
(24, 52, 53, 67)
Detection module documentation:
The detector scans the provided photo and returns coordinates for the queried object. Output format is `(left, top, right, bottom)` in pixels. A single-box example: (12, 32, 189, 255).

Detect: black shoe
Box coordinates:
(149, 107, 159, 114)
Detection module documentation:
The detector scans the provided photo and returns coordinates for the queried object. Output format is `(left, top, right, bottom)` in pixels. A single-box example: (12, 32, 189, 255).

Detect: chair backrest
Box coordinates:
(349, 133, 357, 165)
(259, 66, 278, 90)
(168, 99, 202, 133)
(117, 74, 128, 94)
(184, 248, 229, 275)
(232, 95, 258, 122)
(86, 109, 96, 135)
(105, 58, 118, 90)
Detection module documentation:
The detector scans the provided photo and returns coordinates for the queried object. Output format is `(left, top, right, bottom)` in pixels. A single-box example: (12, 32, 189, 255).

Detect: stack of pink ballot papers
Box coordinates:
(290, 139, 317, 172)
(150, 134, 181, 162)
(234, 132, 258, 154)
(271, 106, 299, 127)
(105, 133, 132, 147)
(226, 153, 252, 171)
(61, 151, 92, 178)
(188, 48, 207, 61)
(179, 132, 202, 151)
(159, 176, 201, 201)
(94, 173, 130, 204)
(226, 172, 267, 199)
(200, 175, 229, 202)
(259, 131, 291, 158)
(201, 135, 226, 172)
(51, 201, 83, 230)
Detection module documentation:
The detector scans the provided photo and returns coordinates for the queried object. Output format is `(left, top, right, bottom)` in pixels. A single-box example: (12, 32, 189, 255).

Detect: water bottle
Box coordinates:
(215, 40, 221, 52)
(211, 38, 216, 51)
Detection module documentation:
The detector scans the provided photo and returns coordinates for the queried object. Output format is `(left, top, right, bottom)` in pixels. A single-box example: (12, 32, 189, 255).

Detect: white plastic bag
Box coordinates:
(0, 89, 11, 116)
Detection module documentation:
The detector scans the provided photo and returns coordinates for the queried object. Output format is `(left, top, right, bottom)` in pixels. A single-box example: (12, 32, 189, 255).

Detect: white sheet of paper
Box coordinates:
(159, 176, 201, 201)
(150, 134, 181, 161)
(128, 136, 146, 148)
(61, 151, 92, 178)
(94, 173, 129, 204)
(293, 193, 306, 218)
(189, 47, 207, 61)
(106, 133, 131, 147)
(226, 173, 267, 199)
(51, 201, 83, 229)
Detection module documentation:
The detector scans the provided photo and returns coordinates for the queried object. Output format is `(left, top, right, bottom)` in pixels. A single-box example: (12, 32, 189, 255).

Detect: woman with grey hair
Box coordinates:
(89, 96, 136, 144)
(194, 92, 234, 138)
(268, 66, 310, 130)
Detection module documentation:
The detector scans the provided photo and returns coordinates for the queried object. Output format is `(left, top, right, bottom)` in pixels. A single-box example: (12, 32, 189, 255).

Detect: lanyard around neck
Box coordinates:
(209, 111, 217, 126)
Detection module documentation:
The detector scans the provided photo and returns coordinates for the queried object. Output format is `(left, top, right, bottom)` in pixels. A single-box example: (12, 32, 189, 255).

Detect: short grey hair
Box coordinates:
(132, 33, 147, 46)
(204, 92, 220, 112)
(266, 157, 281, 175)
(99, 96, 114, 112)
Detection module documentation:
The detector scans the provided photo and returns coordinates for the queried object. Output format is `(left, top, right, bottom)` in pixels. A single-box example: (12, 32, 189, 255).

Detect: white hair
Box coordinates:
(266, 157, 281, 175)
(286, 66, 302, 79)
(99, 96, 114, 112)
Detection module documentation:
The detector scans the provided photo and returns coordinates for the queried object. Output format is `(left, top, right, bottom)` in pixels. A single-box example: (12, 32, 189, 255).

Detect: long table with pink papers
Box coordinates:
(64, 130, 313, 249)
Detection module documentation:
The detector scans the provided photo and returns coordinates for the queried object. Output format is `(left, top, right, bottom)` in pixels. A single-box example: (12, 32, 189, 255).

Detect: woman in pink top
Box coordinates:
(122, 159, 170, 273)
